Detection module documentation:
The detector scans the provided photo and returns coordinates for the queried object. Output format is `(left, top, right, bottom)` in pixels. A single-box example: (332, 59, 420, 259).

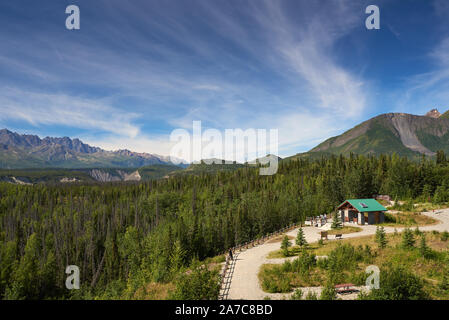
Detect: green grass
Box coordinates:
(327, 226, 362, 235)
(380, 211, 438, 227)
(266, 227, 361, 259)
(267, 245, 321, 259)
(259, 232, 449, 299)
(413, 202, 449, 212)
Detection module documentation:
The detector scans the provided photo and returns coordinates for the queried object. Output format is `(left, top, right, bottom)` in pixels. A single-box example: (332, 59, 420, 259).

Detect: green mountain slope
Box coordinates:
(440, 110, 449, 120)
(310, 111, 449, 158)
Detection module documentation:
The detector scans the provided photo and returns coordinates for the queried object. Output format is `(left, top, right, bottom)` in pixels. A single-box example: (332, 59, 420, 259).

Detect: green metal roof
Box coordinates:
(337, 199, 387, 212)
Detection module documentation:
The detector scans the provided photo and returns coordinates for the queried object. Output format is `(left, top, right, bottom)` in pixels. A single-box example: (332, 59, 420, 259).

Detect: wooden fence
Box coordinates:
(217, 222, 301, 300)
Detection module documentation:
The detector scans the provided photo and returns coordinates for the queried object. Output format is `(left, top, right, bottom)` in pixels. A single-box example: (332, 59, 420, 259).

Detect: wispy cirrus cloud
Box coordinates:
(166, 0, 368, 154)
(251, 0, 366, 117)
(0, 0, 370, 157)
(0, 87, 140, 138)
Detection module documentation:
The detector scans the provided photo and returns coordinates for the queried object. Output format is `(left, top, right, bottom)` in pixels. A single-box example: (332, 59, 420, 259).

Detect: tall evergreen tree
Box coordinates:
(281, 236, 292, 257)
(375, 226, 387, 249)
(331, 212, 342, 229)
(419, 235, 430, 258)
(296, 228, 308, 249)
(401, 228, 415, 249)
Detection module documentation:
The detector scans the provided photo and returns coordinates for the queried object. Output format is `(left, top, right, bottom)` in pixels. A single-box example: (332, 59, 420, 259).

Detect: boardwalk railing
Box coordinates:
(218, 222, 301, 300)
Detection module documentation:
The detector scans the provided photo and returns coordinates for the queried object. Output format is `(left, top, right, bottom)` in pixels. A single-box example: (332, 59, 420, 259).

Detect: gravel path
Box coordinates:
(227, 209, 449, 300)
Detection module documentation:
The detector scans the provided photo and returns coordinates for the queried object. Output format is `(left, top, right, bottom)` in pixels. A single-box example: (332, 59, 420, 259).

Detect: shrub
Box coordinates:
(169, 263, 220, 300)
(351, 271, 368, 286)
(433, 186, 449, 204)
(439, 273, 449, 291)
(384, 213, 397, 224)
(327, 244, 363, 273)
(281, 260, 293, 273)
(441, 231, 449, 242)
(361, 266, 428, 300)
(260, 267, 292, 293)
(320, 281, 337, 300)
(290, 288, 303, 300)
(363, 245, 375, 260)
(291, 251, 316, 275)
(304, 291, 318, 300)
(401, 228, 415, 249)
(316, 257, 328, 270)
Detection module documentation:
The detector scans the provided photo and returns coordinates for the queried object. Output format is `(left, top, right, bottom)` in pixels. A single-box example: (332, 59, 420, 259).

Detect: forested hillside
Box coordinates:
(1, 152, 449, 299)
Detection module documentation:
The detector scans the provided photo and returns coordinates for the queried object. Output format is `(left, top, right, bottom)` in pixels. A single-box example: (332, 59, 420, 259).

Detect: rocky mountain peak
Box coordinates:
(0, 128, 181, 169)
(425, 109, 441, 118)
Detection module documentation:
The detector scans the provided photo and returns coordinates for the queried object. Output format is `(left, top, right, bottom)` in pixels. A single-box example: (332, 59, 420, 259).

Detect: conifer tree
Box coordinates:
(281, 235, 292, 257)
(414, 227, 421, 236)
(296, 228, 308, 249)
(375, 226, 387, 249)
(419, 234, 429, 258)
(170, 240, 186, 273)
(401, 228, 415, 249)
(331, 212, 342, 229)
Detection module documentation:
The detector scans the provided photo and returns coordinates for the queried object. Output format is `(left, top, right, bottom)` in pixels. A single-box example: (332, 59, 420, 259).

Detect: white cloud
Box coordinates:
(0, 87, 140, 138)
(192, 84, 221, 91)
(83, 134, 175, 156)
(166, 0, 367, 156)
(251, 0, 366, 117)
(0, 0, 369, 158)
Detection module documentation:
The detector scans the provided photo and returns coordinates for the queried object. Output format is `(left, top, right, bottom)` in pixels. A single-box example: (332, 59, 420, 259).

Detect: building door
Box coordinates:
(375, 212, 380, 224)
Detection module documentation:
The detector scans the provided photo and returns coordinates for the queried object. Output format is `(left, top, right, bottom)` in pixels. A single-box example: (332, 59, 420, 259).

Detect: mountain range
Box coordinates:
(1, 108, 449, 171)
(0, 128, 181, 169)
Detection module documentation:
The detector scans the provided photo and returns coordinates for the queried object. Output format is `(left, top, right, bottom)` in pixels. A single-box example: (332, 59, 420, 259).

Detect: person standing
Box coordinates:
(229, 249, 233, 261)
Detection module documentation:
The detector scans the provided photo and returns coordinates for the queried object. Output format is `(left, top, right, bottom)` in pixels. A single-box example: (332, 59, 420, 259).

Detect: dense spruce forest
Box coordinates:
(1, 152, 449, 300)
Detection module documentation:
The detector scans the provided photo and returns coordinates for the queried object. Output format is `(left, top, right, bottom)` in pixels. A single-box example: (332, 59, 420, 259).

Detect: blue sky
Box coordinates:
(1, 0, 449, 158)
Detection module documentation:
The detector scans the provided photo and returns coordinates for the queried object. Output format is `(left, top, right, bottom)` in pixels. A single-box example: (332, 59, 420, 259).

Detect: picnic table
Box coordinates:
(334, 283, 356, 294)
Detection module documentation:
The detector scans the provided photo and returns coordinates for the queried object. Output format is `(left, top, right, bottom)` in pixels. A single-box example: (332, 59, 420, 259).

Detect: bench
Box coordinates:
(335, 234, 342, 239)
(335, 283, 355, 294)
